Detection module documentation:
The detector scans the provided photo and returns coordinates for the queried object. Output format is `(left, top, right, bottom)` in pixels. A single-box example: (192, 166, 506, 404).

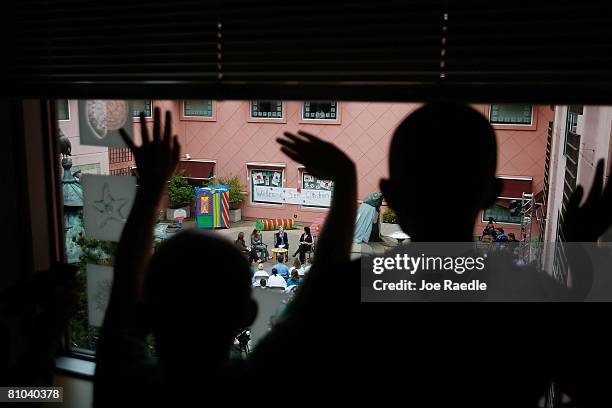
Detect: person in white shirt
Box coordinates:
(288, 258, 305, 278)
(252, 263, 269, 288)
(267, 268, 287, 289)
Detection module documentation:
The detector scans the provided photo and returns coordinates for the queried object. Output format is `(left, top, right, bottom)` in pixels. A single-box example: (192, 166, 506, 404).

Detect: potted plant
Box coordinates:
(218, 175, 246, 222)
(382, 208, 398, 224)
(166, 172, 195, 221)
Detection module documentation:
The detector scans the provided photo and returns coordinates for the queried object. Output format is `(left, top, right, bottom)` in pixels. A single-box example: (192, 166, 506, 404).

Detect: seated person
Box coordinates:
(256, 278, 267, 289)
(273, 257, 290, 279)
(287, 270, 303, 287)
(274, 225, 289, 252)
(481, 218, 497, 241)
(235, 232, 257, 262)
(250, 229, 270, 261)
(267, 268, 287, 289)
(252, 264, 269, 287)
(494, 227, 508, 242)
(293, 226, 313, 264)
(288, 258, 305, 277)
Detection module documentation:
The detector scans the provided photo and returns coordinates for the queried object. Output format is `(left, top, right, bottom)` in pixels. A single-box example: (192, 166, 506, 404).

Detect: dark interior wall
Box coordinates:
(0, 99, 31, 292)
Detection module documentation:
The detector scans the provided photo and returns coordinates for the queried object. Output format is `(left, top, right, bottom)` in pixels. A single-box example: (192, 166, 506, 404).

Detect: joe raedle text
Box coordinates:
(370, 254, 488, 293)
(372, 279, 487, 292)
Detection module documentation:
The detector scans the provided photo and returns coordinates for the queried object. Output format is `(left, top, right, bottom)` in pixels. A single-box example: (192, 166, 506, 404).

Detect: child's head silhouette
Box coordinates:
(380, 102, 501, 241)
(145, 229, 257, 374)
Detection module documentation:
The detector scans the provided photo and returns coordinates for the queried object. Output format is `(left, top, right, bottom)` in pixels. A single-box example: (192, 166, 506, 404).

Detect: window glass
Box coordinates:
(56, 99, 70, 120)
(483, 198, 522, 224)
(303, 101, 337, 120)
(490, 104, 532, 125)
(250, 168, 284, 204)
(250, 101, 283, 118)
(133, 100, 152, 117)
(184, 100, 213, 117)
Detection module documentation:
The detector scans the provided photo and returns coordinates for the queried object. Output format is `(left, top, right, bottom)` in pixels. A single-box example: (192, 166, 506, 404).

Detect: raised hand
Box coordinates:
(277, 131, 355, 181)
(120, 107, 181, 194)
(563, 159, 612, 242)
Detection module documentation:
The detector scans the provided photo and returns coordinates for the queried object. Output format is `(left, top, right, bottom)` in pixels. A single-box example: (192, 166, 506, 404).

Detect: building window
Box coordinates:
(489, 104, 533, 125)
(109, 148, 133, 164)
(56, 99, 70, 121)
(563, 106, 582, 156)
(482, 198, 522, 224)
(250, 168, 284, 204)
(302, 101, 338, 120)
(132, 100, 153, 118)
(301, 172, 334, 208)
(250, 100, 283, 119)
(183, 100, 213, 118)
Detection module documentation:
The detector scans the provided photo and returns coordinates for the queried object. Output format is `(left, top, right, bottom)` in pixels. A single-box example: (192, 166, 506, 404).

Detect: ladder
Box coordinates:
(519, 192, 535, 263)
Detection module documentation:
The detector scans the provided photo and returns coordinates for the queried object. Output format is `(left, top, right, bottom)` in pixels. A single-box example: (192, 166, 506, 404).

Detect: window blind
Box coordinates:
(6, 0, 612, 102)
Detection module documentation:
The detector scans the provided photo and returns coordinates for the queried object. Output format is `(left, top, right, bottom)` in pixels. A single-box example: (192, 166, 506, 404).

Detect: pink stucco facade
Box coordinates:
(61, 100, 552, 237)
(173, 100, 552, 235)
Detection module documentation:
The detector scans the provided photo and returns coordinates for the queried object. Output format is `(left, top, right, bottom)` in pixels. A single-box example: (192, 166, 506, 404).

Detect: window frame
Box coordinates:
(132, 99, 154, 122)
(246, 163, 286, 206)
(563, 106, 581, 156)
(299, 168, 335, 209)
(56, 99, 71, 121)
(481, 196, 524, 225)
(299, 101, 341, 125)
(248, 100, 287, 123)
(487, 104, 536, 130)
(179, 100, 216, 122)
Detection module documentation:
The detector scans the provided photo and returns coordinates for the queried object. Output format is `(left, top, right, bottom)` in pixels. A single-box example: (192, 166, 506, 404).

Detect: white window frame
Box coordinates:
(299, 169, 335, 209)
(300, 101, 341, 124)
(180, 100, 216, 121)
(132, 99, 153, 120)
(56, 99, 71, 121)
(247, 163, 286, 206)
(248, 100, 286, 123)
(488, 104, 534, 126)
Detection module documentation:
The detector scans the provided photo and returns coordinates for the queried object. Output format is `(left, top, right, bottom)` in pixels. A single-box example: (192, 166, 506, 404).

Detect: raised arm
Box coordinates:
(96, 109, 180, 393)
(277, 131, 357, 302)
(560, 159, 612, 299)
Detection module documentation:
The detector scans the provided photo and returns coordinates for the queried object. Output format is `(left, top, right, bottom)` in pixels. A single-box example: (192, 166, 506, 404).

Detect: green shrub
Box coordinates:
(382, 208, 398, 223)
(167, 172, 195, 208)
(218, 175, 246, 209)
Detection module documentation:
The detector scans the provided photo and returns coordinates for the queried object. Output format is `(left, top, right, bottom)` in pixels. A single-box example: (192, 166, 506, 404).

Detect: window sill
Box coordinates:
(55, 356, 96, 379)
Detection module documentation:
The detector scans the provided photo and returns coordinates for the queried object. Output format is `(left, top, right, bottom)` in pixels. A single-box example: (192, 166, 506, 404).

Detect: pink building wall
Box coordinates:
(60, 100, 551, 235)
(175, 101, 552, 233)
(475, 104, 553, 237)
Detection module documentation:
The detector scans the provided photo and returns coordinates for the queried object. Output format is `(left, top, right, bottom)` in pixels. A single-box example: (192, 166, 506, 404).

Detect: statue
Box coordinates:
(353, 192, 384, 243)
(59, 129, 85, 263)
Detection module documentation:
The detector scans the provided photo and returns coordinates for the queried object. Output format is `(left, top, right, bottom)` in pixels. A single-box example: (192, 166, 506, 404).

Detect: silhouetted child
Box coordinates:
(94, 109, 356, 406)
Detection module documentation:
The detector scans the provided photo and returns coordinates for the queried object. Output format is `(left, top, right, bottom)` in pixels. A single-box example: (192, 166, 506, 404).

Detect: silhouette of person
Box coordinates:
(372, 102, 612, 405)
(94, 110, 356, 405)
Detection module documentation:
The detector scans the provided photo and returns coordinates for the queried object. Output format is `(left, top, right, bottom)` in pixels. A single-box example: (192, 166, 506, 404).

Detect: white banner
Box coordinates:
(253, 186, 332, 207)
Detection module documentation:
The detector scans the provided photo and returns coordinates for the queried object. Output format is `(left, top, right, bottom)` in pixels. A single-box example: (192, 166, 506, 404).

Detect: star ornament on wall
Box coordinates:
(91, 182, 129, 229)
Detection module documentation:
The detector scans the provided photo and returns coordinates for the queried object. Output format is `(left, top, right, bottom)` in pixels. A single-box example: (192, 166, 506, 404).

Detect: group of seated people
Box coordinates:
(481, 220, 518, 243)
(251, 258, 306, 291)
(235, 225, 315, 265)
(235, 229, 271, 263)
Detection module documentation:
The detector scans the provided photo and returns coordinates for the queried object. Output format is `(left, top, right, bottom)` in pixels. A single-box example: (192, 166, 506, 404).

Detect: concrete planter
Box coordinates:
(166, 206, 190, 221)
(229, 208, 242, 222)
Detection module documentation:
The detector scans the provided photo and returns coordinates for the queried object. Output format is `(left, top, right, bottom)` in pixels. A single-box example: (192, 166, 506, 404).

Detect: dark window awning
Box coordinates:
(497, 177, 533, 198)
(176, 160, 216, 181)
